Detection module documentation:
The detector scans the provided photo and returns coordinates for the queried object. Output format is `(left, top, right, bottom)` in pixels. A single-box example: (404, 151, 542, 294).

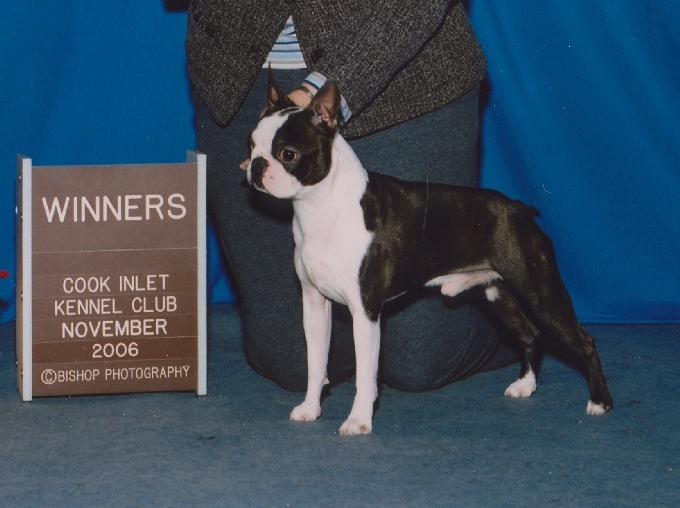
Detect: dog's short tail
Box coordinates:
(512, 199, 541, 218)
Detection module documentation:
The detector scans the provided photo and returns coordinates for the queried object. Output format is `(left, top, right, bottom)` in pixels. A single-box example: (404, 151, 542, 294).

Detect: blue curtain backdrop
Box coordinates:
(468, 2, 680, 322)
(1, 1, 678, 324)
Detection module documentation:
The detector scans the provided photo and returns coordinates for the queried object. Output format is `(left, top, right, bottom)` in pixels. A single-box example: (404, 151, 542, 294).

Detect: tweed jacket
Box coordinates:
(186, 0, 486, 139)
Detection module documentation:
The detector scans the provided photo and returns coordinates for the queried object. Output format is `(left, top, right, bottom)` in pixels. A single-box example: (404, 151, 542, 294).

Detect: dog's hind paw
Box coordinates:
(339, 417, 372, 436)
(290, 402, 321, 422)
(586, 400, 607, 415)
(504, 371, 537, 398)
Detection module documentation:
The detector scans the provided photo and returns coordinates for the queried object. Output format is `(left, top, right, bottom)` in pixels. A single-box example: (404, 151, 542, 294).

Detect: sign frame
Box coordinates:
(16, 151, 207, 401)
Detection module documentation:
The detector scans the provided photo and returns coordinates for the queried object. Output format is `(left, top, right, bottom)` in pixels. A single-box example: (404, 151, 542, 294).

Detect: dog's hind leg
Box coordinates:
(533, 291, 612, 414)
(533, 302, 612, 414)
(498, 231, 613, 414)
(480, 282, 542, 399)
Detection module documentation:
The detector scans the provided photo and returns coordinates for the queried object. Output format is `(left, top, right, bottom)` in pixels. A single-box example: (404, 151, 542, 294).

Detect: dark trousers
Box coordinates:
(194, 68, 515, 392)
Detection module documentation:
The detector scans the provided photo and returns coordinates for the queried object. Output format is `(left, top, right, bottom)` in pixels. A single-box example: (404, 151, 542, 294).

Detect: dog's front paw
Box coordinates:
(504, 372, 537, 398)
(339, 416, 372, 436)
(290, 401, 321, 422)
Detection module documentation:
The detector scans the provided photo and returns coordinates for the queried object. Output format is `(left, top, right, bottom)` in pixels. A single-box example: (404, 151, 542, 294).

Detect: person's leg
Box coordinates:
(349, 86, 516, 391)
(194, 68, 355, 391)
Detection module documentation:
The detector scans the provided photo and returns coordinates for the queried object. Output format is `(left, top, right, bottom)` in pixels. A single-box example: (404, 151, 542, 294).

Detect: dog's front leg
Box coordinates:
(339, 313, 380, 436)
(290, 282, 332, 422)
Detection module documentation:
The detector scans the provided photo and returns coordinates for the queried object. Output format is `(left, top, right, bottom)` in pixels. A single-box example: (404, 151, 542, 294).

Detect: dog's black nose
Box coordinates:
(250, 156, 268, 187)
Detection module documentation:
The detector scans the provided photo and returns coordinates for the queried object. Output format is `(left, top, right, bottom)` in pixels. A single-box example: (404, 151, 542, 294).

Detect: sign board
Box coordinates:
(16, 152, 207, 400)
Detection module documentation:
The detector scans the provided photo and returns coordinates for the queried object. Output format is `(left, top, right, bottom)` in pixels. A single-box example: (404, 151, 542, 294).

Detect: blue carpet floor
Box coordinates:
(0, 304, 678, 507)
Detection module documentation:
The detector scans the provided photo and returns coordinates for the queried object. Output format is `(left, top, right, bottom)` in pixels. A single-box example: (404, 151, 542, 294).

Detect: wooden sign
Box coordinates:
(16, 152, 207, 400)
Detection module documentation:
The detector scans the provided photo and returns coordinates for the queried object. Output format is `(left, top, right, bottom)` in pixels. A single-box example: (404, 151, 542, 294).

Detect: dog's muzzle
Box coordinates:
(250, 156, 268, 189)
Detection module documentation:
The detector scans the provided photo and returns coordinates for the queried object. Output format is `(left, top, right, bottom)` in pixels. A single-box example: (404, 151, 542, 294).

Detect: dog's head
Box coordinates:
(241, 73, 342, 199)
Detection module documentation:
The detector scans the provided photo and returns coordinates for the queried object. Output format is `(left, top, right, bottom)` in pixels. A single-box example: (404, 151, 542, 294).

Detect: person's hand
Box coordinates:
(287, 84, 315, 108)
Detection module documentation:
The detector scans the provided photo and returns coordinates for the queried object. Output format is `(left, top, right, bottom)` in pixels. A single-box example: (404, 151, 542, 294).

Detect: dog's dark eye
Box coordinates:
(279, 148, 298, 163)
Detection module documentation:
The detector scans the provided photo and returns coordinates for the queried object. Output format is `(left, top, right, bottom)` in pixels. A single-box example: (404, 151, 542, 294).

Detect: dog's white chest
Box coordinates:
(293, 200, 372, 308)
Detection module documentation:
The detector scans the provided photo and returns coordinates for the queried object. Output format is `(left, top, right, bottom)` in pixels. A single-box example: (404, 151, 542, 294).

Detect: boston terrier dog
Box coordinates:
(241, 75, 613, 435)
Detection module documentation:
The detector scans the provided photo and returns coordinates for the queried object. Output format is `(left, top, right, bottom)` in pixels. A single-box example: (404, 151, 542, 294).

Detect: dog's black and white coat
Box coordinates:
(242, 76, 613, 435)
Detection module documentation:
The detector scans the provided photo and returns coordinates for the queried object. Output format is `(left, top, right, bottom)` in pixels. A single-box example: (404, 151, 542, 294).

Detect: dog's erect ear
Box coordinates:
(308, 79, 341, 133)
(266, 67, 297, 114)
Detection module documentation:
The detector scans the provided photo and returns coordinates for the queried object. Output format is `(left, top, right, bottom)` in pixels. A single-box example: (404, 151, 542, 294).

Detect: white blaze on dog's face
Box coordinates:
(243, 77, 341, 199)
